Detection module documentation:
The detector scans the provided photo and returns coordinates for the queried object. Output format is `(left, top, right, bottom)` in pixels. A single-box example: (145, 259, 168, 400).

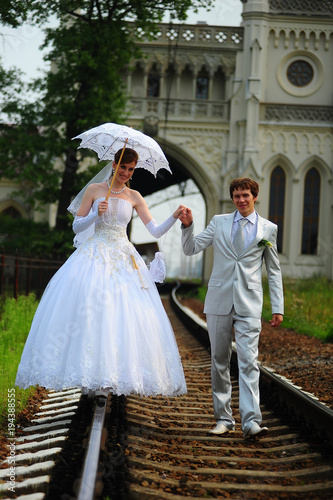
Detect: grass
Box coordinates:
(183, 276, 333, 343)
(0, 294, 39, 430)
(262, 275, 333, 342)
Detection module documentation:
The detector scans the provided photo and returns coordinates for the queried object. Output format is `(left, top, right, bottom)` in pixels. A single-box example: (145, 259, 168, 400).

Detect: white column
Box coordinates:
(208, 69, 214, 100)
(127, 71, 132, 94)
(143, 72, 148, 97)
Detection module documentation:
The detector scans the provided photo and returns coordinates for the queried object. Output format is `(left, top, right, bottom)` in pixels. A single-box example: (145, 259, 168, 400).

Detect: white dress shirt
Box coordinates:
(231, 210, 258, 250)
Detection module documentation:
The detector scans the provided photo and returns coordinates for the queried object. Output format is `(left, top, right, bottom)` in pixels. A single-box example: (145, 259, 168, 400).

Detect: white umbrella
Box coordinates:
(73, 122, 172, 177)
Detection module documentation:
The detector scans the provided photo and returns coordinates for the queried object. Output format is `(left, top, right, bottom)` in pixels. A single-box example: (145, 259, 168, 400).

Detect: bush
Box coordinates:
(0, 215, 73, 259)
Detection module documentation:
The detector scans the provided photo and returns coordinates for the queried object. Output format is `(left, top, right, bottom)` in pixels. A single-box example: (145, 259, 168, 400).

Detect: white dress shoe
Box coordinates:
(209, 422, 233, 435)
(244, 422, 268, 439)
(95, 388, 109, 398)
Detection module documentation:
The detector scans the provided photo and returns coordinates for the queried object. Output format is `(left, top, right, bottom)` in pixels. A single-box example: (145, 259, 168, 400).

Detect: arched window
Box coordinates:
(196, 68, 209, 100)
(302, 168, 320, 255)
(269, 166, 285, 253)
(0, 206, 22, 218)
(147, 64, 160, 98)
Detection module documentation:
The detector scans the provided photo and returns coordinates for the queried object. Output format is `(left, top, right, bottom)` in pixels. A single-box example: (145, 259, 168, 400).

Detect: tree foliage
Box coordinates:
(0, 0, 34, 27)
(0, 0, 213, 239)
(0, 215, 74, 258)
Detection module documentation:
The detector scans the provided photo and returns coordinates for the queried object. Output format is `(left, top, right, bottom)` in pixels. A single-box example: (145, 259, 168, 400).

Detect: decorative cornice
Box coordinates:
(265, 105, 333, 123)
(268, 25, 332, 51)
(269, 0, 333, 17)
(139, 49, 237, 74)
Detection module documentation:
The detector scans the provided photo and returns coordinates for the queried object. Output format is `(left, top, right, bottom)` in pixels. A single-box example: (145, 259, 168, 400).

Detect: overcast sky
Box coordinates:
(0, 1, 242, 81)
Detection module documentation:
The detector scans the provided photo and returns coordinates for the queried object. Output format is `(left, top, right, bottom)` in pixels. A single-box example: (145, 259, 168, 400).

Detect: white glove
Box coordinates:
(145, 214, 177, 238)
(73, 208, 99, 234)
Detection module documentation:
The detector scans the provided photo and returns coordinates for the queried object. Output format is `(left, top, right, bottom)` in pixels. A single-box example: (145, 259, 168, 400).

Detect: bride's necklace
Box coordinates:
(107, 179, 126, 194)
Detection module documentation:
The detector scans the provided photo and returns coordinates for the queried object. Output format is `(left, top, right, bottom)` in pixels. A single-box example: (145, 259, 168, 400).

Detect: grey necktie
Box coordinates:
(233, 218, 249, 254)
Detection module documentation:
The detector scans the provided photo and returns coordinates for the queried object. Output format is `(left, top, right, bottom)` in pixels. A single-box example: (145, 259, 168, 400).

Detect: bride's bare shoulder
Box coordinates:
(127, 188, 143, 198)
(86, 182, 107, 195)
(80, 182, 107, 204)
(91, 181, 107, 189)
(127, 188, 144, 203)
(85, 183, 99, 192)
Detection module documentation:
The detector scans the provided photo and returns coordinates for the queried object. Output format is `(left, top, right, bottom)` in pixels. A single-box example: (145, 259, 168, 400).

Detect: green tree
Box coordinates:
(0, 0, 213, 233)
(0, 0, 34, 27)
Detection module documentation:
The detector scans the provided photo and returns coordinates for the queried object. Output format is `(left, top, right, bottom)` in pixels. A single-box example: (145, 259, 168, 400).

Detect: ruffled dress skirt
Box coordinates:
(15, 198, 187, 397)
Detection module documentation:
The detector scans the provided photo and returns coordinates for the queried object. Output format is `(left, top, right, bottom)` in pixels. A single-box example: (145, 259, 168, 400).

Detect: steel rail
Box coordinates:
(77, 396, 108, 500)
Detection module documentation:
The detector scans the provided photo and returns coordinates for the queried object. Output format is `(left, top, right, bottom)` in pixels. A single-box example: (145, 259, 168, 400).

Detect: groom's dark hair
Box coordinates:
(229, 178, 259, 199)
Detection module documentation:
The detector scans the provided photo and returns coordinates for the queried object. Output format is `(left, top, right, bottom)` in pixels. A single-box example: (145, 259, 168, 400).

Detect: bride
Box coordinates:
(15, 147, 187, 398)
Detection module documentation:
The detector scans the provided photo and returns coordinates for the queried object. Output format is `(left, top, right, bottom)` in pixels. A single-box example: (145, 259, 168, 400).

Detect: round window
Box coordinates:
(277, 51, 324, 97)
(287, 60, 314, 87)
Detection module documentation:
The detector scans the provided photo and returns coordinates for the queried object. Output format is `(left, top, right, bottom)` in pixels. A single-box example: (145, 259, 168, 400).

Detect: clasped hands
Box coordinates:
(175, 206, 193, 227)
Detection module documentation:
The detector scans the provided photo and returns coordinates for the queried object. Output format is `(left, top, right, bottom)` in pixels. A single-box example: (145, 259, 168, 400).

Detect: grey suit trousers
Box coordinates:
(206, 310, 262, 435)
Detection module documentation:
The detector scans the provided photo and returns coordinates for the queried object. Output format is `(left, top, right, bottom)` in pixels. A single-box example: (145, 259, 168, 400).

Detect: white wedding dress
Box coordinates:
(15, 198, 187, 397)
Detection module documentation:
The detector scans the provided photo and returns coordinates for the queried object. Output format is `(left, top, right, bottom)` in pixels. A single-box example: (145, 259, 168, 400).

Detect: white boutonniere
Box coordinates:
(258, 239, 273, 248)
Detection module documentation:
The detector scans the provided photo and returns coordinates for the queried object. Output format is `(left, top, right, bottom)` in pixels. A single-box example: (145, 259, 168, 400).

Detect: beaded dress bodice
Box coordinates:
(76, 197, 140, 277)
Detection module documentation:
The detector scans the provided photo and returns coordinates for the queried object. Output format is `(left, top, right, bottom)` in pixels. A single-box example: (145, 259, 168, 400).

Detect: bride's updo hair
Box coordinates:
(114, 147, 138, 165)
(111, 148, 138, 187)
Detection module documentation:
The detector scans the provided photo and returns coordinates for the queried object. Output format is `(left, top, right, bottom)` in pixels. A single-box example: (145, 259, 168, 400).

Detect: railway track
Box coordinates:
(1, 286, 333, 499)
(0, 387, 92, 499)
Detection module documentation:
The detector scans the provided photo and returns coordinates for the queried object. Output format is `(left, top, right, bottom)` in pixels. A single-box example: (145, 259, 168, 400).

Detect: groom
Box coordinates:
(180, 178, 284, 438)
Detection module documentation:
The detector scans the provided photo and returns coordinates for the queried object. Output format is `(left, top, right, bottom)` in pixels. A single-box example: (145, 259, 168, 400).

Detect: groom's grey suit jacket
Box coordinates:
(181, 211, 284, 318)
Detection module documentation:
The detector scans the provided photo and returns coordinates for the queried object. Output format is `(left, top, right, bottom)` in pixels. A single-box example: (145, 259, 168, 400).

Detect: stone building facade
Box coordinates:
(1, 0, 332, 280)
